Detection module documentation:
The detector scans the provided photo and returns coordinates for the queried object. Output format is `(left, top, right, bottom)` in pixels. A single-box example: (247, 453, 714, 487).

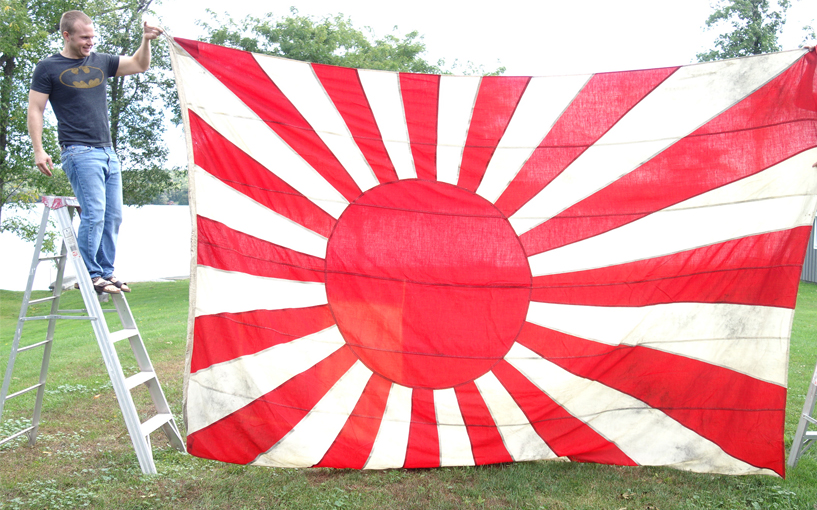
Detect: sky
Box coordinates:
(151, 0, 816, 76)
(150, 0, 815, 166)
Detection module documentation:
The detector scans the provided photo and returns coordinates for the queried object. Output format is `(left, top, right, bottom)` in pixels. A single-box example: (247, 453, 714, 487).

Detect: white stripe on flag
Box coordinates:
(364, 384, 413, 469)
(251, 361, 374, 468)
(358, 69, 417, 180)
(509, 51, 803, 234)
(253, 55, 379, 193)
(505, 343, 775, 475)
(194, 266, 327, 317)
(186, 325, 345, 434)
(476, 74, 591, 204)
(528, 149, 817, 276)
(526, 301, 792, 386)
(437, 75, 481, 185)
(175, 50, 349, 218)
(194, 167, 328, 258)
(474, 372, 556, 462)
(434, 388, 475, 466)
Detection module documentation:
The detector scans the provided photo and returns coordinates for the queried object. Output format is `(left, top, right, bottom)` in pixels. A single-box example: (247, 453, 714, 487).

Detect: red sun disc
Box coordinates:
(325, 180, 532, 389)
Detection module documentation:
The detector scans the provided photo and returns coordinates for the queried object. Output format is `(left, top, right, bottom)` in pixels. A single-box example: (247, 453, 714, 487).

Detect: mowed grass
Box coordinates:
(1, 280, 817, 509)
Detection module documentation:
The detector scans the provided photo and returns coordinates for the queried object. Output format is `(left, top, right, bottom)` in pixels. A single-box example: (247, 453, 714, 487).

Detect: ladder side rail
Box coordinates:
(53, 206, 159, 474)
(29, 238, 71, 444)
(112, 294, 154, 376)
(788, 360, 817, 467)
(0, 206, 53, 421)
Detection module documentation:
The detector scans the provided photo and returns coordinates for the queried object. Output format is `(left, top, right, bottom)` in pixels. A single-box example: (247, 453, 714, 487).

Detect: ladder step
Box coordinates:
(16, 339, 52, 353)
(0, 426, 36, 447)
(21, 315, 95, 322)
(109, 328, 139, 344)
(5, 383, 44, 400)
(28, 296, 58, 305)
(38, 255, 64, 261)
(124, 371, 156, 390)
(141, 413, 173, 437)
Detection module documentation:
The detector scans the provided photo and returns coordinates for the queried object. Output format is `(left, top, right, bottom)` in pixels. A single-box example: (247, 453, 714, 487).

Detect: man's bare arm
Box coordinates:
(28, 89, 53, 177)
(116, 22, 163, 76)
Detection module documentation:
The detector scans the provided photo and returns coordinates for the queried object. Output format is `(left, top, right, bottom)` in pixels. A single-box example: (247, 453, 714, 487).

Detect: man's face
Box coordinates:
(63, 22, 95, 58)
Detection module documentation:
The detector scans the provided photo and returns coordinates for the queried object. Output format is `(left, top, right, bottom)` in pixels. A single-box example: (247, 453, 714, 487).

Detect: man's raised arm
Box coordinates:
(116, 22, 163, 77)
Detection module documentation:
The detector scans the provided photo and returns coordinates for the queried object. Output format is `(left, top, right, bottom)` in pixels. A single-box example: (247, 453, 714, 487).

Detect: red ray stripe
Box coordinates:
(187, 346, 358, 464)
(176, 38, 363, 203)
(404, 389, 440, 468)
(191, 305, 336, 373)
(457, 76, 530, 192)
(197, 216, 326, 281)
(491, 360, 636, 466)
(400, 73, 440, 181)
(532, 228, 810, 308)
(494, 67, 678, 217)
(516, 322, 786, 475)
(521, 56, 817, 256)
(454, 382, 513, 465)
(315, 374, 392, 468)
(189, 111, 336, 238)
(312, 64, 399, 184)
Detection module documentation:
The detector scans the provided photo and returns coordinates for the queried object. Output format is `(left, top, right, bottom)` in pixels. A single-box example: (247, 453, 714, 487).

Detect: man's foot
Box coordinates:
(92, 277, 120, 295)
(107, 276, 131, 293)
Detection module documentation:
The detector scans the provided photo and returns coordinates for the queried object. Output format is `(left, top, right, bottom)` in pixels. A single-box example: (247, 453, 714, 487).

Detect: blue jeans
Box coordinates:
(61, 145, 122, 280)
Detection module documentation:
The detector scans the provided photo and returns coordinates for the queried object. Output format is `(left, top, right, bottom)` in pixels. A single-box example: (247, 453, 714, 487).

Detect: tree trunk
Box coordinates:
(110, 75, 122, 151)
(0, 53, 18, 227)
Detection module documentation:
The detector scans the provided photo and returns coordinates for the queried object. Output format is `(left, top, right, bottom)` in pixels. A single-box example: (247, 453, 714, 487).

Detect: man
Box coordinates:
(27, 10, 163, 295)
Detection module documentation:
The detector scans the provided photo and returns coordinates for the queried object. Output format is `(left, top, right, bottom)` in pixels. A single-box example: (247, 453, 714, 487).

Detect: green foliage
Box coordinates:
(5, 479, 96, 509)
(150, 168, 187, 205)
(198, 7, 445, 73)
(0, 0, 69, 230)
(802, 23, 816, 46)
(697, 0, 791, 61)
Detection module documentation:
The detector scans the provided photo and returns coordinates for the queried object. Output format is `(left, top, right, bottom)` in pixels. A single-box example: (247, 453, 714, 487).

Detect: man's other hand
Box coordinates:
(34, 149, 53, 177)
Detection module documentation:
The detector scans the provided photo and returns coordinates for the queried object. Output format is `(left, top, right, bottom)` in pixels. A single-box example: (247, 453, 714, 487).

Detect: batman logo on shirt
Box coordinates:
(59, 66, 105, 89)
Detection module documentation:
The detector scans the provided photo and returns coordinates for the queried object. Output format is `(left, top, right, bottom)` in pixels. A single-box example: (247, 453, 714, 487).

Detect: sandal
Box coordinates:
(92, 277, 120, 295)
(108, 276, 131, 293)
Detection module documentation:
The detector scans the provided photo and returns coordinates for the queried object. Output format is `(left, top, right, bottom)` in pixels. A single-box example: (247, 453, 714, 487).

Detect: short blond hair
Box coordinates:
(60, 10, 92, 35)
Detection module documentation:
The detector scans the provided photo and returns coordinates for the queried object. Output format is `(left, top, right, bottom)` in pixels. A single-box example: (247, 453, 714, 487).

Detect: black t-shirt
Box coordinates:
(30, 52, 120, 147)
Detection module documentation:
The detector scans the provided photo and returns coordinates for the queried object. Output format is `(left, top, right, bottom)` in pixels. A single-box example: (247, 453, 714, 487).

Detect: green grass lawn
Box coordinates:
(1, 280, 817, 509)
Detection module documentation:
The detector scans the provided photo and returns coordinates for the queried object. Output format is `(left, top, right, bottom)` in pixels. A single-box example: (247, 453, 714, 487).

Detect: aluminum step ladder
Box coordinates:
(0, 196, 186, 474)
(789, 359, 817, 467)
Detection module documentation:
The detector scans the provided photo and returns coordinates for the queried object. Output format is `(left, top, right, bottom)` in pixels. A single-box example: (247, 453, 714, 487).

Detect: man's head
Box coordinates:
(60, 11, 94, 58)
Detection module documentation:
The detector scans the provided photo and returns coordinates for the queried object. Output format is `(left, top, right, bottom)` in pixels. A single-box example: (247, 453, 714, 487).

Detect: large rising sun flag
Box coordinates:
(169, 37, 817, 476)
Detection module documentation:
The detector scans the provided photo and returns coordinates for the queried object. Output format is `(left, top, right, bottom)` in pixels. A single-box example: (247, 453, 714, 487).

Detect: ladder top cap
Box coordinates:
(41, 196, 80, 210)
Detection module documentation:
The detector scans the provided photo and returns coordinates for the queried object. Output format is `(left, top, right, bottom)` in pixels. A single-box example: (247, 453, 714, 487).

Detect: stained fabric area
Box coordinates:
(169, 37, 817, 476)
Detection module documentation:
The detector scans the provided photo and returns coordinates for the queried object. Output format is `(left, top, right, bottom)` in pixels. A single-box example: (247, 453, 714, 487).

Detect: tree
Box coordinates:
(0, 0, 71, 233)
(697, 0, 791, 61)
(95, 0, 176, 206)
(0, 0, 178, 250)
(197, 8, 497, 74)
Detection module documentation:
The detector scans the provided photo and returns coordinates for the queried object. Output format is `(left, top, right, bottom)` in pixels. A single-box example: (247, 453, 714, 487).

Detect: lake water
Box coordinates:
(1, 204, 192, 291)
